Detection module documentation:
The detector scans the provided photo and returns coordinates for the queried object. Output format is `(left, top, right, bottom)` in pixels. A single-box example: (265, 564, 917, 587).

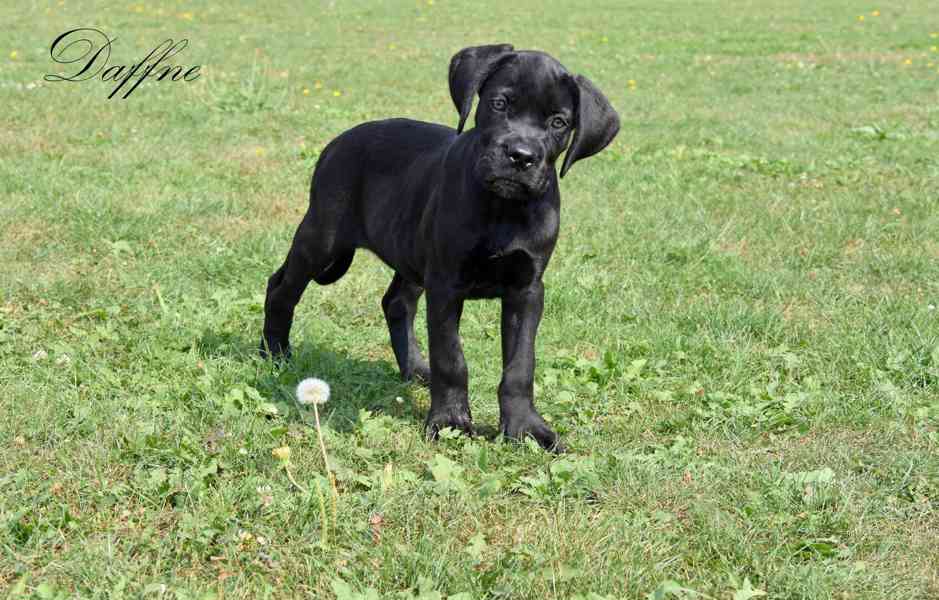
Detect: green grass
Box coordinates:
(2, 1, 939, 598)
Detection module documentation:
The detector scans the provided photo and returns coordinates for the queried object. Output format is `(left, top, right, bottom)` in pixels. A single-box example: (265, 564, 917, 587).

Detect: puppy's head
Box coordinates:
(449, 44, 620, 200)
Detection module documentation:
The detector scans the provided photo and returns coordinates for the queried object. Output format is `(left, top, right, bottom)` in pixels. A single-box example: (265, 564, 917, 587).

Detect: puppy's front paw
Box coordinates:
(500, 412, 565, 453)
(424, 407, 474, 440)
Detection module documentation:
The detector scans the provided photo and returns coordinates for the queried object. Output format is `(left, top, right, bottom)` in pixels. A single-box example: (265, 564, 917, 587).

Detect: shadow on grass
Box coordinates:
(197, 329, 428, 433)
(274, 343, 502, 441)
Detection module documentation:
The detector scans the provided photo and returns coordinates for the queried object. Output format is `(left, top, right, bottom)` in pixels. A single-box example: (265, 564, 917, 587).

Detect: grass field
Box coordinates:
(2, 1, 939, 598)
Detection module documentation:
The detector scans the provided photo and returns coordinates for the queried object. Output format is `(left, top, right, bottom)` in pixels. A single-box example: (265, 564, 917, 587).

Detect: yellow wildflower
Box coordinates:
(303, 88, 310, 96)
(272, 446, 291, 462)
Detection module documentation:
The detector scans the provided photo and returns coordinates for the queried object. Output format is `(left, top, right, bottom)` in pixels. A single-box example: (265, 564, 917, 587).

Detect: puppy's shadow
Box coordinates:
(196, 329, 427, 433)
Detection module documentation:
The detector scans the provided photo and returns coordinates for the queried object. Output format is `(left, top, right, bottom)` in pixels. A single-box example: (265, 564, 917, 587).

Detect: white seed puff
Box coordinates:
(296, 378, 331, 406)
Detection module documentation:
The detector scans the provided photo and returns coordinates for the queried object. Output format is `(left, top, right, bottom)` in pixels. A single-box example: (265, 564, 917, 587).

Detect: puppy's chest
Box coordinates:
(459, 226, 537, 298)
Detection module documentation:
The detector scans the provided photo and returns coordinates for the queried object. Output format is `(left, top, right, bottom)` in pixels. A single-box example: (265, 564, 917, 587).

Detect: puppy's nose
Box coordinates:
(505, 144, 538, 171)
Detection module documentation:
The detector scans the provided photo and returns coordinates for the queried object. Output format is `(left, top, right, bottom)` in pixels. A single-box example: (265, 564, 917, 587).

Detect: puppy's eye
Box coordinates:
(490, 97, 507, 111)
(550, 116, 568, 129)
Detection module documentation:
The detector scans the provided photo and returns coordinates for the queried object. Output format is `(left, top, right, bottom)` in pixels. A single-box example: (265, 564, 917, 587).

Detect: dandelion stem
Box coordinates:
(312, 403, 329, 470)
(282, 463, 307, 495)
(312, 402, 339, 528)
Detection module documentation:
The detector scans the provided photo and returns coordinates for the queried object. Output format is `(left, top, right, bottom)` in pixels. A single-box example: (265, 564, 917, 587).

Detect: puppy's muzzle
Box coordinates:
(480, 144, 549, 199)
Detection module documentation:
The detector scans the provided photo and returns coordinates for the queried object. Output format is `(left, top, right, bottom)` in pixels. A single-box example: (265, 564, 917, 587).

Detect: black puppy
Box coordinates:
(262, 44, 619, 450)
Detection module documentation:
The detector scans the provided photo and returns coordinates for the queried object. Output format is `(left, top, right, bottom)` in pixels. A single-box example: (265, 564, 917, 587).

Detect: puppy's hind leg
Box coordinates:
(261, 215, 355, 358)
(382, 273, 431, 384)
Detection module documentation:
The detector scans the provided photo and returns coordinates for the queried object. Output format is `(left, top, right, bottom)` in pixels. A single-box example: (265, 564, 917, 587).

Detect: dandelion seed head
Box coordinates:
(296, 377, 331, 405)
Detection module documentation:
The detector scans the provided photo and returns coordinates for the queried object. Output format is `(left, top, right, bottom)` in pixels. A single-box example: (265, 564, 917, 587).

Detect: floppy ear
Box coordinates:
(559, 74, 620, 178)
(449, 43, 515, 134)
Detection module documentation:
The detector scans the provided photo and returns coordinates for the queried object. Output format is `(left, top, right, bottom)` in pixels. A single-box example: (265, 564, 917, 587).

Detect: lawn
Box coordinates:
(2, 1, 938, 598)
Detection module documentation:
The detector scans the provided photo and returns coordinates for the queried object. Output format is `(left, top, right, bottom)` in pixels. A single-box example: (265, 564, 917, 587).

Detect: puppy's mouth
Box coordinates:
(475, 151, 549, 199)
(485, 176, 531, 199)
